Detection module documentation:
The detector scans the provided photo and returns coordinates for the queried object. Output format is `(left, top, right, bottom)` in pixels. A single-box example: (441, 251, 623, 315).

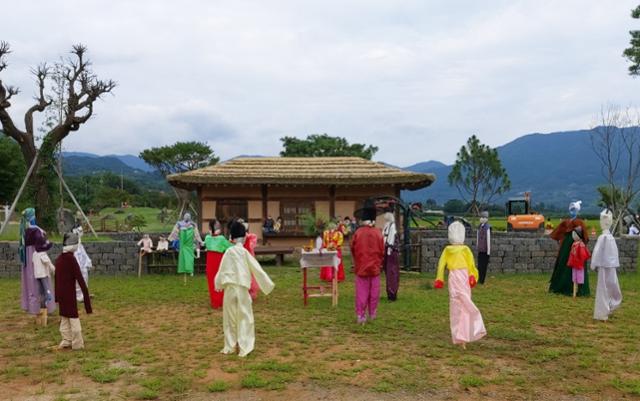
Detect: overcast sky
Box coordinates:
(3, 0, 639, 166)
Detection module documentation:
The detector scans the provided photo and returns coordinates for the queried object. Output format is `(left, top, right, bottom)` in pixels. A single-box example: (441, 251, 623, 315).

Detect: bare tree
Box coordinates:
(0, 42, 115, 231)
(590, 105, 640, 234)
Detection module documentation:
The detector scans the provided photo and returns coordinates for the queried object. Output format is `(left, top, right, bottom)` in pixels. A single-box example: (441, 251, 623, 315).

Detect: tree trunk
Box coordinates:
(24, 142, 59, 233)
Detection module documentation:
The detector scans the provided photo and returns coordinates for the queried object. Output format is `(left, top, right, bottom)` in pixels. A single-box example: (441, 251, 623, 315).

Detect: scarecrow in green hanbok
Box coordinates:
(168, 213, 203, 277)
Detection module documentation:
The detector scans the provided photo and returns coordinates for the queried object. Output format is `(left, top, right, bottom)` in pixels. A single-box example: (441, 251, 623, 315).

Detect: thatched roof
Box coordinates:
(168, 157, 435, 190)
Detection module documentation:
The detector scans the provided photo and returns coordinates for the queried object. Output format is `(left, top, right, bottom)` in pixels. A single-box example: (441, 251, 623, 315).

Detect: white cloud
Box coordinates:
(1, 0, 639, 166)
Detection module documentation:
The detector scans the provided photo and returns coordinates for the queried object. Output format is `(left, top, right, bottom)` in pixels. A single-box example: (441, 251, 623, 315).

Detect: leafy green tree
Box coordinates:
(126, 214, 147, 232)
(0, 136, 26, 205)
(139, 141, 219, 177)
(280, 134, 378, 159)
(0, 42, 115, 231)
(140, 141, 219, 218)
(448, 135, 511, 216)
(624, 5, 640, 76)
(443, 199, 468, 214)
(596, 185, 625, 209)
(424, 198, 439, 210)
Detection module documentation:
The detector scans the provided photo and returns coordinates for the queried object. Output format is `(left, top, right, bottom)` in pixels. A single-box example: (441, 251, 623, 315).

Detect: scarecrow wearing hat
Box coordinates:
(549, 201, 590, 296)
(476, 211, 491, 285)
(215, 221, 274, 357)
(350, 200, 384, 324)
(54, 232, 92, 350)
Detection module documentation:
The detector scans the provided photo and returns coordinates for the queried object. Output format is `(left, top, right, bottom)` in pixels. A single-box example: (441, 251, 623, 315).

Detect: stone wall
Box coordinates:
(2, 230, 637, 276)
(0, 241, 141, 277)
(416, 229, 639, 273)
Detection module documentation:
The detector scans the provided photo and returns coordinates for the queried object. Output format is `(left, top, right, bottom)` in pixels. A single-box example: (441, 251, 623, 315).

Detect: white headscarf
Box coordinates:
(448, 221, 465, 245)
(569, 201, 582, 212)
(383, 212, 397, 246)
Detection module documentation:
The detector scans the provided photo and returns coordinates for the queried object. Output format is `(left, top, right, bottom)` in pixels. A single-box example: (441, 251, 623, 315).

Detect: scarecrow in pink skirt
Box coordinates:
(434, 221, 486, 349)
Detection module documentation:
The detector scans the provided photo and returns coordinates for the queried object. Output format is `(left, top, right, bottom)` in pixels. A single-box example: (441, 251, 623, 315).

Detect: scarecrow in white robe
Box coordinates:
(591, 209, 622, 321)
(215, 221, 274, 357)
(72, 226, 93, 302)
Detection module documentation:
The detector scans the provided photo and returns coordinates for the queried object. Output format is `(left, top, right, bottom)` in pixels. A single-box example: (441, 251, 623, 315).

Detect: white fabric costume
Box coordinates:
(33, 251, 55, 279)
(591, 209, 622, 321)
(156, 239, 169, 251)
(73, 227, 93, 302)
(382, 212, 397, 253)
(215, 241, 275, 357)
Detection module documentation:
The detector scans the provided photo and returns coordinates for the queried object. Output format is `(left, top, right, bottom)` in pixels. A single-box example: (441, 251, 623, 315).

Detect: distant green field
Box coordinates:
(0, 207, 175, 241)
(412, 216, 600, 233)
(91, 207, 175, 233)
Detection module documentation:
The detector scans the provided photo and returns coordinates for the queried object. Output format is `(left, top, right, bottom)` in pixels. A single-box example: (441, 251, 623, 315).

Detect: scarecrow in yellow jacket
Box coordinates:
(215, 221, 275, 357)
(434, 221, 486, 349)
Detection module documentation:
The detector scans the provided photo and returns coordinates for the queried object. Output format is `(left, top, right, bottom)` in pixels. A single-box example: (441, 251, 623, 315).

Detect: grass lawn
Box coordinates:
(1, 263, 639, 400)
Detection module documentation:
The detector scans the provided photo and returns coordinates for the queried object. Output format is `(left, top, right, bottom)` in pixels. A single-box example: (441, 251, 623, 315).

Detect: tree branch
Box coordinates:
(0, 41, 9, 73)
(24, 63, 52, 134)
(59, 44, 115, 136)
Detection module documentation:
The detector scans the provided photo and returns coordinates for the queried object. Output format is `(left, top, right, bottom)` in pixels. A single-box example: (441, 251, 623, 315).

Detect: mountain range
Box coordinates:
(60, 127, 633, 212)
(61, 152, 168, 191)
(402, 127, 629, 213)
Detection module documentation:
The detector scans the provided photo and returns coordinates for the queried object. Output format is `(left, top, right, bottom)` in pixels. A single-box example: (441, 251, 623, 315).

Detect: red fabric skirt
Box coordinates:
(205, 251, 224, 309)
(319, 248, 345, 282)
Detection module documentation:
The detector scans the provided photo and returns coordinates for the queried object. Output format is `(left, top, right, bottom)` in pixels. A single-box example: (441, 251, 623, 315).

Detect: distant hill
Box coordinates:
(402, 128, 635, 213)
(107, 154, 155, 172)
(62, 152, 154, 172)
(61, 154, 168, 191)
(404, 160, 447, 172)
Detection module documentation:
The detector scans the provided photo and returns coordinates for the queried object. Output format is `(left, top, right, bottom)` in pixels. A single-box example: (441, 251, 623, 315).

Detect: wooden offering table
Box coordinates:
(300, 249, 339, 307)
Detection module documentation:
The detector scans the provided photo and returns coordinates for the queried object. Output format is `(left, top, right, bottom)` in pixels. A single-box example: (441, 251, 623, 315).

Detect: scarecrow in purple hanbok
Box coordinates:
(19, 208, 56, 326)
(382, 212, 400, 301)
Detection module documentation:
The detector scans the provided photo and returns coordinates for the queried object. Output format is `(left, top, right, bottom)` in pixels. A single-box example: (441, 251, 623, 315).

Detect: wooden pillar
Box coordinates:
(261, 185, 268, 245)
(261, 185, 268, 219)
(394, 185, 402, 224)
(329, 185, 336, 219)
(197, 186, 203, 233)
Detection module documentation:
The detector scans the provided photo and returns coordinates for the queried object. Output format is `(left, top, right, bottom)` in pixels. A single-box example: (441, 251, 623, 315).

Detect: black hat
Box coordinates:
(354, 199, 378, 221)
(230, 221, 246, 240)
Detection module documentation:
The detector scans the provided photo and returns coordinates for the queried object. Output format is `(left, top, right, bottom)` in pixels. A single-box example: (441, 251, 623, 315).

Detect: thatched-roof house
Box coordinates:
(168, 157, 435, 246)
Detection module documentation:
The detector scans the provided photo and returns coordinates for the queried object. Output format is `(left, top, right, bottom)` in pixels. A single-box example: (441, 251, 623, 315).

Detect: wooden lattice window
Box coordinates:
(215, 200, 248, 231)
(280, 200, 314, 233)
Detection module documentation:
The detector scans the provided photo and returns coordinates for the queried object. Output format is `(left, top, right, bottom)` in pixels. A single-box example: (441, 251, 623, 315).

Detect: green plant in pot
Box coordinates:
(301, 213, 329, 250)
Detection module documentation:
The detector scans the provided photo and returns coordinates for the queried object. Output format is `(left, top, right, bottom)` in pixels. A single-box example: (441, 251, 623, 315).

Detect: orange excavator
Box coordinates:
(506, 192, 545, 232)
